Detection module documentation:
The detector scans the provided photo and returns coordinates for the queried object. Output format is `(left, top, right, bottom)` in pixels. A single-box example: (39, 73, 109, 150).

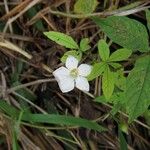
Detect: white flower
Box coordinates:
(53, 55, 92, 93)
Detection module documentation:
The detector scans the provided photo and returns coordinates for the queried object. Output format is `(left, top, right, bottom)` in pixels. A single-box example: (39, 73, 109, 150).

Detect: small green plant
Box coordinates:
(44, 11, 150, 123)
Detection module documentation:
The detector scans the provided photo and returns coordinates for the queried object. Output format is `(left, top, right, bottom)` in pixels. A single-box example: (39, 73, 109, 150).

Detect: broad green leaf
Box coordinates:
(61, 50, 82, 63)
(87, 62, 107, 81)
(126, 55, 150, 122)
(0, 101, 107, 133)
(98, 39, 110, 61)
(109, 48, 132, 62)
(102, 66, 115, 100)
(80, 38, 91, 52)
(74, 0, 98, 14)
(145, 9, 150, 32)
(44, 31, 79, 49)
(92, 16, 149, 52)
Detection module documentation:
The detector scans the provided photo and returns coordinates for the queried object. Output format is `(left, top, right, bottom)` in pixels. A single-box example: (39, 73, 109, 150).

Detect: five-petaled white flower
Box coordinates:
(53, 55, 92, 93)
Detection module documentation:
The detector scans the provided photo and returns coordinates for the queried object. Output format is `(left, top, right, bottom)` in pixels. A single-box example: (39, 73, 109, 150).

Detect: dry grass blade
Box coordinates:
(0, 0, 150, 149)
(0, 39, 32, 59)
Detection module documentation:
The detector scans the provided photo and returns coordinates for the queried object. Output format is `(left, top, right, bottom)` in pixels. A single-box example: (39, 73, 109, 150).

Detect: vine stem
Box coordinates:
(48, 5, 150, 18)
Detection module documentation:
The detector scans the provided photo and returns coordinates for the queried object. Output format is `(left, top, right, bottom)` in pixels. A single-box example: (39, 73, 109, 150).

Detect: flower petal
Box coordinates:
(53, 67, 70, 82)
(78, 64, 92, 77)
(75, 76, 89, 92)
(58, 77, 75, 93)
(66, 55, 78, 70)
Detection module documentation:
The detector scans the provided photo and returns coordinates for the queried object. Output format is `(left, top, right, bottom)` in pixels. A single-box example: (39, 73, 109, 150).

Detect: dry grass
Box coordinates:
(0, 0, 150, 149)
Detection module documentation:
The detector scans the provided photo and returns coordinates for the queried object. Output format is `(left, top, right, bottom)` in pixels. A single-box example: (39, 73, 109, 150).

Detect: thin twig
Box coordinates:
(48, 5, 150, 19)
(7, 78, 55, 94)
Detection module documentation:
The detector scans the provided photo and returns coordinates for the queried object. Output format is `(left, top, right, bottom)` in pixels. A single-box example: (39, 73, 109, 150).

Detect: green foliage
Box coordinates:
(44, 31, 79, 49)
(92, 16, 149, 52)
(115, 69, 126, 91)
(88, 62, 107, 81)
(89, 40, 131, 100)
(95, 92, 125, 115)
(61, 50, 82, 63)
(102, 66, 115, 100)
(11, 61, 36, 111)
(108, 48, 132, 62)
(79, 38, 91, 52)
(145, 9, 150, 32)
(144, 110, 150, 125)
(44, 16, 150, 123)
(26, 6, 45, 31)
(74, 0, 98, 14)
(126, 55, 150, 122)
(0, 101, 107, 133)
(109, 62, 122, 69)
(12, 129, 19, 150)
(110, 93, 125, 116)
(98, 39, 110, 61)
(118, 128, 127, 150)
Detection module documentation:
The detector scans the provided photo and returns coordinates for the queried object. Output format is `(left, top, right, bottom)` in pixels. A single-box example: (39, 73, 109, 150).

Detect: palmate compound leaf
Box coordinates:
(44, 31, 79, 49)
(126, 55, 150, 122)
(92, 16, 149, 52)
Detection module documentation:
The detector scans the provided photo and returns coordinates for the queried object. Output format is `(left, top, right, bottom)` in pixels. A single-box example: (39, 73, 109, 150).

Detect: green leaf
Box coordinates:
(110, 92, 125, 115)
(95, 92, 125, 115)
(74, 0, 98, 14)
(145, 9, 150, 32)
(118, 129, 128, 150)
(144, 110, 150, 126)
(87, 62, 107, 81)
(102, 66, 115, 100)
(126, 55, 150, 122)
(12, 129, 19, 150)
(80, 38, 91, 52)
(44, 31, 79, 49)
(0, 100, 19, 118)
(0, 101, 107, 133)
(115, 69, 126, 91)
(26, 6, 45, 31)
(22, 114, 107, 132)
(109, 48, 132, 62)
(61, 50, 82, 63)
(109, 62, 122, 69)
(92, 16, 149, 52)
(98, 39, 110, 61)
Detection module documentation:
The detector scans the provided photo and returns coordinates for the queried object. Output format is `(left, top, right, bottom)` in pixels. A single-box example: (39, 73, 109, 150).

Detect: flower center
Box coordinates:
(70, 68, 78, 78)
